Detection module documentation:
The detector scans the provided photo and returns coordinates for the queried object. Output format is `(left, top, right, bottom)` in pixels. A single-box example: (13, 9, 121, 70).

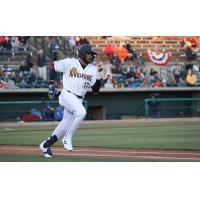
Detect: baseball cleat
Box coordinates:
(39, 141, 53, 158)
(62, 139, 73, 151)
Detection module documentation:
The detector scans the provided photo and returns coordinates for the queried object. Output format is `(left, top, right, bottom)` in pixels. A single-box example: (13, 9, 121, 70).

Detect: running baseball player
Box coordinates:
(39, 44, 100, 157)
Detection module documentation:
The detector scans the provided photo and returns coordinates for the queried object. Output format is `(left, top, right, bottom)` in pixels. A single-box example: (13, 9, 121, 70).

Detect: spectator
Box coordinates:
(102, 74, 112, 86)
(2, 64, 12, 75)
(150, 71, 161, 87)
(135, 68, 142, 79)
(112, 77, 118, 88)
(18, 79, 27, 88)
(0, 36, 5, 42)
(19, 59, 34, 75)
(2, 37, 12, 51)
(128, 77, 139, 88)
(121, 64, 132, 78)
(68, 36, 76, 52)
(48, 37, 59, 58)
(116, 43, 129, 62)
(49, 62, 57, 83)
(68, 36, 76, 47)
(173, 64, 183, 82)
(150, 68, 155, 76)
(19, 60, 27, 72)
(104, 61, 113, 77)
(135, 53, 145, 69)
(186, 45, 196, 61)
(0, 36, 6, 48)
(37, 49, 47, 81)
(54, 105, 64, 121)
(185, 37, 198, 48)
(18, 36, 30, 46)
(0, 67, 4, 79)
(154, 71, 161, 81)
(140, 78, 150, 87)
(176, 77, 187, 87)
(77, 37, 89, 45)
(43, 103, 54, 121)
(96, 63, 106, 87)
(25, 54, 34, 72)
(154, 80, 161, 87)
(125, 43, 135, 61)
(104, 77, 114, 88)
(123, 79, 129, 88)
(4, 76, 18, 89)
(10, 71, 17, 83)
(161, 79, 167, 87)
(103, 41, 113, 56)
(186, 69, 197, 86)
(110, 52, 121, 71)
(11, 36, 20, 52)
(0, 78, 5, 89)
(17, 71, 24, 83)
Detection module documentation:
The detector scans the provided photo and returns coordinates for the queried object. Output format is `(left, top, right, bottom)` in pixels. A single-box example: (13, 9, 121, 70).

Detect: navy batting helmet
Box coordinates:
(78, 44, 97, 64)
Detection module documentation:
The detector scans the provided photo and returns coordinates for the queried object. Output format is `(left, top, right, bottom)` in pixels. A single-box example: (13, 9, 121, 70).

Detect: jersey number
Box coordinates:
(84, 82, 90, 89)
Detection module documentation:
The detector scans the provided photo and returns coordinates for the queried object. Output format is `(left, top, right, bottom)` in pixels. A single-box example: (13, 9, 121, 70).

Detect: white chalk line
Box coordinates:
(54, 152, 200, 161)
(61, 148, 200, 156)
(0, 146, 200, 161)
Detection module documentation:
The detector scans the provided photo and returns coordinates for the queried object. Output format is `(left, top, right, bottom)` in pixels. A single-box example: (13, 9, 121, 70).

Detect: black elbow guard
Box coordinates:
(91, 80, 101, 94)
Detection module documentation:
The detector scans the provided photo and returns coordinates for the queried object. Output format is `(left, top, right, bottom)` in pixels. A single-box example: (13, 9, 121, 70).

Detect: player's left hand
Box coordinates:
(91, 79, 101, 95)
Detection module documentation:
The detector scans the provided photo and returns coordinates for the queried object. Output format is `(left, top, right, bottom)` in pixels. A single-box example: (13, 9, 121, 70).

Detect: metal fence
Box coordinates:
(144, 98, 200, 118)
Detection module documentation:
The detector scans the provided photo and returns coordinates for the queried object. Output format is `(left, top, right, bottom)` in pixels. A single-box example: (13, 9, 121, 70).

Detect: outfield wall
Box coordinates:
(0, 88, 200, 120)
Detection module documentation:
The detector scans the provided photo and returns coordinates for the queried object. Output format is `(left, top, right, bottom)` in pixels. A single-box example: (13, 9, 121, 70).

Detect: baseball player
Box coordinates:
(39, 44, 100, 157)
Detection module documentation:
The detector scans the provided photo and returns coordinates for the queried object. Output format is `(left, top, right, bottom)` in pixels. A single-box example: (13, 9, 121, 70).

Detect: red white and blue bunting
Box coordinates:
(145, 50, 171, 66)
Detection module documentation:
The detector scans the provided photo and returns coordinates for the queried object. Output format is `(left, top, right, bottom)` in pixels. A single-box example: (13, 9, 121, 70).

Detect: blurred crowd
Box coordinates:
(0, 36, 200, 90)
(99, 39, 200, 88)
(0, 53, 49, 89)
(0, 36, 30, 53)
(96, 61, 200, 89)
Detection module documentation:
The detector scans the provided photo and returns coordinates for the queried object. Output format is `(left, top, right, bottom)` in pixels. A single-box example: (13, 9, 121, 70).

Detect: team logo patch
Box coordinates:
(70, 67, 78, 76)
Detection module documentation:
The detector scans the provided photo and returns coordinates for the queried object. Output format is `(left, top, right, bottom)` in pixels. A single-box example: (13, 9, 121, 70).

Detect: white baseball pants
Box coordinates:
(51, 89, 86, 142)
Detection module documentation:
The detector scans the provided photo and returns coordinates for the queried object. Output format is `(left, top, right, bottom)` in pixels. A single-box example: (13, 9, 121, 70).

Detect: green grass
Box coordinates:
(0, 121, 200, 151)
(0, 121, 200, 162)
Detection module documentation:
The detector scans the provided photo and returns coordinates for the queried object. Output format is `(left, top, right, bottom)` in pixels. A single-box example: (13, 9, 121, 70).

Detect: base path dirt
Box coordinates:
(0, 145, 200, 161)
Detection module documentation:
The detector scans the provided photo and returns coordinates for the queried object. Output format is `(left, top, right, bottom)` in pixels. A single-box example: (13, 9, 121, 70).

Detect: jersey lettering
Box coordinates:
(70, 67, 92, 81)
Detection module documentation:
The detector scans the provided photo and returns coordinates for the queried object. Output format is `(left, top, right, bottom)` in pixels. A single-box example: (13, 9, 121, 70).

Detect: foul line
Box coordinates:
(55, 152, 200, 161)
(0, 146, 200, 161)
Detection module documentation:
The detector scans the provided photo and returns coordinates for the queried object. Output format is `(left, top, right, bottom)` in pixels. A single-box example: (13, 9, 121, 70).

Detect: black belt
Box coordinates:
(67, 90, 83, 99)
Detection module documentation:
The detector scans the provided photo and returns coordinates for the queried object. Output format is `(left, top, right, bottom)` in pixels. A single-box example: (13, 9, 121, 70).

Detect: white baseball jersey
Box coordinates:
(54, 58, 97, 97)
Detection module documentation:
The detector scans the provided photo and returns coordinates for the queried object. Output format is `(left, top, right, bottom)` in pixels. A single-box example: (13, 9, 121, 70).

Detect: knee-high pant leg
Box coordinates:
(51, 109, 73, 139)
(52, 90, 86, 141)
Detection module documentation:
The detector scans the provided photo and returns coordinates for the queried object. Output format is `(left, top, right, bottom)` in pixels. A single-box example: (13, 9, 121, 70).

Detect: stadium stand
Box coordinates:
(1, 36, 200, 89)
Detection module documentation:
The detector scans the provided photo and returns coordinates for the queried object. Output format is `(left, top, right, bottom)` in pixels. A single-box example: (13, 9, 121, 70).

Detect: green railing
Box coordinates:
(144, 98, 200, 118)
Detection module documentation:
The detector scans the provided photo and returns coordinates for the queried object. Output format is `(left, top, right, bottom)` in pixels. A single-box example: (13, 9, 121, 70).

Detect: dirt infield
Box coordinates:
(0, 145, 200, 161)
